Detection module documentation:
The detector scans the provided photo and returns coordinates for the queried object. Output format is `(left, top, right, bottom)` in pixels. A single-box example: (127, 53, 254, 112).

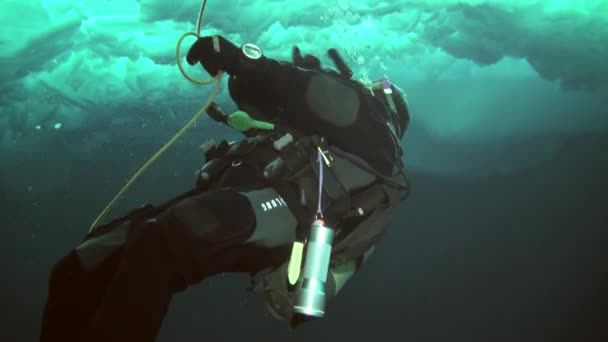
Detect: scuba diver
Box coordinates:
(40, 34, 411, 342)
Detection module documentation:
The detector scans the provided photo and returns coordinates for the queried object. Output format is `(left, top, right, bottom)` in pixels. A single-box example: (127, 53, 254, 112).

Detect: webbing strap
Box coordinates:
(266, 178, 314, 241)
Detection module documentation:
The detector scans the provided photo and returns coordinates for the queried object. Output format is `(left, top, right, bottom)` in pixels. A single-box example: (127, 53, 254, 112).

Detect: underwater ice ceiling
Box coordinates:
(0, 0, 606, 166)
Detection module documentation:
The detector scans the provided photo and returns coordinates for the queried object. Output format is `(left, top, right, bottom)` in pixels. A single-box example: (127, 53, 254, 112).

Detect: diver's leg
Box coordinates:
(40, 248, 123, 342)
(40, 213, 137, 342)
(39, 191, 199, 342)
(81, 187, 296, 342)
(40, 190, 200, 342)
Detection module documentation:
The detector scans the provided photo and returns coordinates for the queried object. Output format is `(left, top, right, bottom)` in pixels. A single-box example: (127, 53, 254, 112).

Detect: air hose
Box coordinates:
(89, 0, 222, 232)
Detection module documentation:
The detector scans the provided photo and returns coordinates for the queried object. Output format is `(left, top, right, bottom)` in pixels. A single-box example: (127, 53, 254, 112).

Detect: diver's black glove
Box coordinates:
(186, 35, 240, 76)
(292, 45, 353, 79)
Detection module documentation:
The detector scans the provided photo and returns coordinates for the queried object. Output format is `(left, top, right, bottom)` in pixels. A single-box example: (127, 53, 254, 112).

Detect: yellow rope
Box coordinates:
(88, 29, 223, 232)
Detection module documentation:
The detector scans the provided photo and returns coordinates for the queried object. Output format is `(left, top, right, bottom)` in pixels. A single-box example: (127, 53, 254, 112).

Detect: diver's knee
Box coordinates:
(158, 189, 255, 243)
(164, 197, 222, 239)
(126, 218, 167, 249)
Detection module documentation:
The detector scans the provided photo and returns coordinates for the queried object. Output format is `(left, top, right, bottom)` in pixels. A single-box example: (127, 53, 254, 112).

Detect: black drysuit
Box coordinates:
(40, 51, 407, 342)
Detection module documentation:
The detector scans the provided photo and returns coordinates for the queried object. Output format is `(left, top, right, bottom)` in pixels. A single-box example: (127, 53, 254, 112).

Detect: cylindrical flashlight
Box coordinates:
(293, 219, 335, 318)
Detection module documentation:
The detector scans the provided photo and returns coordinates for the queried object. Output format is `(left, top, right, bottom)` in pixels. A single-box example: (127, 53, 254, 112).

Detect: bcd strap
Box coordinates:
(264, 135, 354, 238)
(310, 136, 351, 213)
(265, 177, 314, 241)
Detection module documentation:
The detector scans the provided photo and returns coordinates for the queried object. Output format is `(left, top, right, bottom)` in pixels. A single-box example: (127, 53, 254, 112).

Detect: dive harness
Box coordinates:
(194, 102, 409, 323)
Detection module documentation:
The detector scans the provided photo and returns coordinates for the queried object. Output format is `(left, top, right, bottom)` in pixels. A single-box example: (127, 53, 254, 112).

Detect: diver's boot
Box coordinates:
(82, 219, 180, 342)
(40, 248, 122, 342)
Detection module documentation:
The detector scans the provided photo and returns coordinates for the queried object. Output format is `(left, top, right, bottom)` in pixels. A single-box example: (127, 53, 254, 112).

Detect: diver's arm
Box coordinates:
(187, 35, 309, 114)
(187, 36, 359, 123)
(227, 57, 314, 120)
(229, 53, 364, 130)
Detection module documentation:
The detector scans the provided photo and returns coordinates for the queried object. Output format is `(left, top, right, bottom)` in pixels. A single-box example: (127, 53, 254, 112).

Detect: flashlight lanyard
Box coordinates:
(316, 148, 324, 220)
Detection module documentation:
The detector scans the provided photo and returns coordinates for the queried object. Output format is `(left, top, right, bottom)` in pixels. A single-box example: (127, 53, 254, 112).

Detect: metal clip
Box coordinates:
(316, 146, 333, 167)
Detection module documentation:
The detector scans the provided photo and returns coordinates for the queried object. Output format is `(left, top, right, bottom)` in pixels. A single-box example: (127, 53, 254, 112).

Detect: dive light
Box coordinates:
(293, 218, 335, 318)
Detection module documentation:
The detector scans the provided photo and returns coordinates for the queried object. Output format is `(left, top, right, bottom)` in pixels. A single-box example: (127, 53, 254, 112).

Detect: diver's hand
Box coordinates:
(186, 35, 240, 76)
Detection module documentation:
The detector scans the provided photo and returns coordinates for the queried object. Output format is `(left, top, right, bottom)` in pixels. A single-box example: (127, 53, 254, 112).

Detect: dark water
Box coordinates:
(2, 118, 607, 341)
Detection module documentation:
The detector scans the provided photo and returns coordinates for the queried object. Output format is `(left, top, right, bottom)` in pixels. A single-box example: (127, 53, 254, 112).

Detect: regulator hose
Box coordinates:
(89, 0, 222, 231)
